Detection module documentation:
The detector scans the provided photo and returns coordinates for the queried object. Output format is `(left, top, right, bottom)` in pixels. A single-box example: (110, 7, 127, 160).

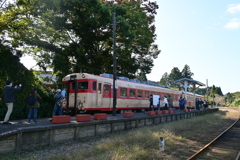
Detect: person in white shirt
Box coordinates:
(163, 96, 168, 110)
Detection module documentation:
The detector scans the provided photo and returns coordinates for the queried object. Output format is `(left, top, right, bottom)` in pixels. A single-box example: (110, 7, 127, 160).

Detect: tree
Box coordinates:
(1, 0, 160, 81)
(181, 64, 194, 79)
(215, 87, 223, 96)
(136, 71, 147, 82)
(195, 87, 206, 95)
(159, 72, 169, 86)
(168, 67, 182, 87)
(225, 92, 234, 105)
(210, 85, 216, 105)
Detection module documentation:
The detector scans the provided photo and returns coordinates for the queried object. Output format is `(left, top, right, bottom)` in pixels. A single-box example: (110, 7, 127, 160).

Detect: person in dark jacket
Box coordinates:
(52, 89, 64, 116)
(195, 98, 200, 110)
(168, 95, 173, 108)
(149, 94, 154, 111)
(27, 88, 42, 123)
(3, 80, 22, 124)
(179, 97, 185, 110)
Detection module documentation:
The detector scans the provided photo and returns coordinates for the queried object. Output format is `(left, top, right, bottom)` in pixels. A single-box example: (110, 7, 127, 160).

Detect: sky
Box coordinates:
(21, 0, 240, 94)
(145, 0, 240, 94)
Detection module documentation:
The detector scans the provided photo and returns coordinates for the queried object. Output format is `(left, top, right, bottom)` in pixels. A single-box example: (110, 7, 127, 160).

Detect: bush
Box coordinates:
(0, 44, 55, 120)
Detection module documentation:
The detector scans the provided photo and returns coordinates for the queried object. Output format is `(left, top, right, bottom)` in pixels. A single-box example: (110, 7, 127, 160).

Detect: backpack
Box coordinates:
(27, 95, 36, 105)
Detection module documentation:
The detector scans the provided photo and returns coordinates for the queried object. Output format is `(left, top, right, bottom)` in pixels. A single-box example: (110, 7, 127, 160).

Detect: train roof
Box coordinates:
(62, 73, 203, 96)
(63, 73, 171, 90)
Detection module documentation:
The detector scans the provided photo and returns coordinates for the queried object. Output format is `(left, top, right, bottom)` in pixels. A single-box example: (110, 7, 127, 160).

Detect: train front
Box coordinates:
(61, 73, 92, 113)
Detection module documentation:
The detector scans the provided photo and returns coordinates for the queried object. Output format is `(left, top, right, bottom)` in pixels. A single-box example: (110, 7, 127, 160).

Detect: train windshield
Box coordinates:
(78, 81, 88, 90)
(71, 81, 88, 90)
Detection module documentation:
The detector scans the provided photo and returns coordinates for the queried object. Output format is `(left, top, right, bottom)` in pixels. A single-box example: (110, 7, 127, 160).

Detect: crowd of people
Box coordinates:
(149, 94, 174, 111)
(2, 79, 66, 124)
(149, 94, 209, 111)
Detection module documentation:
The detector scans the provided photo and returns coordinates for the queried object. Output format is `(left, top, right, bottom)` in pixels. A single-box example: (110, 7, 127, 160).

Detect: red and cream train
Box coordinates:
(61, 73, 203, 113)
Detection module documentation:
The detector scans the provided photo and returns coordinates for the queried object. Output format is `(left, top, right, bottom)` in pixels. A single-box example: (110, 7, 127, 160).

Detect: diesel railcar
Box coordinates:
(61, 73, 203, 113)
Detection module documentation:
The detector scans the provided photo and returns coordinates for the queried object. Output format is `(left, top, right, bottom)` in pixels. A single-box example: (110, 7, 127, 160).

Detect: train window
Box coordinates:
(130, 89, 136, 98)
(98, 83, 102, 94)
(104, 84, 110, 93)
(145, 91, 149, 98)
(78, 81, 88, 90)
(93, 81, 97, 91)
(120, 88, 127, 97)
(138, 90, 143, 98)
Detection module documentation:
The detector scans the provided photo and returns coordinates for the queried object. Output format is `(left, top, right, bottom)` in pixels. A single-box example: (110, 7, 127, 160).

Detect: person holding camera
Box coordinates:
(52, 89, 64, 116)
(3, 80, 22, 125)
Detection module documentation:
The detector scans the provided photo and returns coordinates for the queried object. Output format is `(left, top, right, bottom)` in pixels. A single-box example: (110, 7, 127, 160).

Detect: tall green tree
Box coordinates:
(225, 92, 234, 104)
(181, 64, 194, 79)
(159, 72, 169, 86)
(168, 67, 182, 87)
(215, 87, 223, 96)
(210, 85, 216, 105)
(1, 0, 160, 81)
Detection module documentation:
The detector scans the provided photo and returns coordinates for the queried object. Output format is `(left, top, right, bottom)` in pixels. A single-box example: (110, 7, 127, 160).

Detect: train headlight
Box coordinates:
(82, 74, 85, 78)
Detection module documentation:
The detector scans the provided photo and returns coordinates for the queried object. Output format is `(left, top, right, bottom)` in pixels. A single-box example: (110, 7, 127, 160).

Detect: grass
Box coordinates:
(1, 107, 239, 160)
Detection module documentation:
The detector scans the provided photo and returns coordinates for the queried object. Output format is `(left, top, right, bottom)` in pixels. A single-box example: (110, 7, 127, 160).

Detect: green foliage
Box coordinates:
(160, 65, 194, 89)
(159, 72, 169, 86)
(195, 88, 206, 95)
(168, 67, 182, 88)
(0, 42, 54, 120)
(225, 92, 240, 107)
(136, 71, 147, 82)
(1, 0, 160, 81)
(181, 64, 193, 79)
(231, 98, 240, 107)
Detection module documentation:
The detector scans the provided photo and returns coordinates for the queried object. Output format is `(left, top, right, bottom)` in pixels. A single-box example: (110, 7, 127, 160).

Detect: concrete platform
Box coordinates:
(0, 109, 182, 135)
(0, 108, 217, 154)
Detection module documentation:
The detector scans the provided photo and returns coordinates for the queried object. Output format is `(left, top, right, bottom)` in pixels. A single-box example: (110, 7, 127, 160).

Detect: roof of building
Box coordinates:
(174, 78, 205, 87)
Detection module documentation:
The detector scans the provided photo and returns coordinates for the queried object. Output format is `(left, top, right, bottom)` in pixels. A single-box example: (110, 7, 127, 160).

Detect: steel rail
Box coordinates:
(187, 116, 240, 160)
(236, 151, 240, 160)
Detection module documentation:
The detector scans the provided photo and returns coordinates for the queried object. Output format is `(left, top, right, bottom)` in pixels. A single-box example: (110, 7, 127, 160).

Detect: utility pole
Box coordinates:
(112, 12, 117, 116)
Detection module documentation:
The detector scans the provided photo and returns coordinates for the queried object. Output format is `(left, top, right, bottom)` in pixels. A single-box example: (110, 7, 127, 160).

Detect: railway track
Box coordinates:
(187, 117, 240, 160)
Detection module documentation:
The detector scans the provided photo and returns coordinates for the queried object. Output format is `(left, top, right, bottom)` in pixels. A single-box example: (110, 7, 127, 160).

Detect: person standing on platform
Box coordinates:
(157, 97, 161, 111)
(203, 100, 208, 109)
(195, 98, 200, 110)
(27, 88, 42, 123)
(199, 99, 203, 110)
(52, 89, 64, 116)
(163, 96, 168, 110)
(3, 80, 22, 124)
(179, 97, 185, 110)
(149, 94, 154, 111)
(168, 95, 173, 108)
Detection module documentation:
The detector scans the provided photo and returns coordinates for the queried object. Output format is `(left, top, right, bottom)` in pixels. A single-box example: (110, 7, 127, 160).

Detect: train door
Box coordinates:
(91, 80, 97, 107)
(97, 82, 102, 106)
(67, 79, 78, 109)
(102, 83, 111, 110)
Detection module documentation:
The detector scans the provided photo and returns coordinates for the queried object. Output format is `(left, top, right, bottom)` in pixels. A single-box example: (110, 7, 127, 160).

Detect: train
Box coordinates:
(61, 73, 204, 113)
